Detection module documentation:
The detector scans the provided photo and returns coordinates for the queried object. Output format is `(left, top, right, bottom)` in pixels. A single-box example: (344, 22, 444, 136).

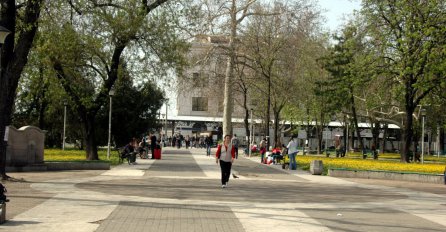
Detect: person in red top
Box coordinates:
(216, 134, 236, 188)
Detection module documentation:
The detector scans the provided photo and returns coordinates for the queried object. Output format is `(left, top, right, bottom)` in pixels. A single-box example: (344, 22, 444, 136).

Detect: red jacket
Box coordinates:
(215, 144, 236, 159)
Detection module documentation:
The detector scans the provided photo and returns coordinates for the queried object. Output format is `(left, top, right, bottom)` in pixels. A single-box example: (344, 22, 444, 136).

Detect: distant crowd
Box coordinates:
(166, 134, 214, 150)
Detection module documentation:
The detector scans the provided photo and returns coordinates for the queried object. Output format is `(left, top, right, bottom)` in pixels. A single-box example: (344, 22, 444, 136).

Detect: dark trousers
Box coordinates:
(151, 146, 155, 159)
(219, 160, 232, 185)
(234, 146, 239, 159)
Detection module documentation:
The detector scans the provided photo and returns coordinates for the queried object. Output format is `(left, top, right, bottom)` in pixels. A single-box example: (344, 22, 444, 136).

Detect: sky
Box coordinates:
(317, 0, 362, 32)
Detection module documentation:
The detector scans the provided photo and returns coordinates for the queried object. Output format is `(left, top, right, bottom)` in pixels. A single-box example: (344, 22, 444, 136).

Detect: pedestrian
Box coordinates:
(178, 133, 184, 149)
(205, 135, 213, 156)
(287, 135, 299, 170)
(150, 132, 157, 159)
(172, 136, 176, 147)
(231, 134, 239, 159)
(123, 139, 137, 164)
(185, 135, 190, 149)
(215, 134, 235, 188)
(259, 138, 266, 163)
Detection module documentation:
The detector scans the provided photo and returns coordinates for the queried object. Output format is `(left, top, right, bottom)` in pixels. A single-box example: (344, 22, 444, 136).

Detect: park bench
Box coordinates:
(326, 147, 345, 158)
(115, 147, 137, 164)
(325, 148, 336, 157)
(362, 149, 379, 159)
(408, 152, 421, 162)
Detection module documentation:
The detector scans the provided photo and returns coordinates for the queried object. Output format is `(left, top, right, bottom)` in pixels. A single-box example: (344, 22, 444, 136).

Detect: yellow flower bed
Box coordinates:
(45, 149, 87, 161)
(297, 155, 445, 175)
(45, 149, 120, 165)
(347, 152, 446, 162)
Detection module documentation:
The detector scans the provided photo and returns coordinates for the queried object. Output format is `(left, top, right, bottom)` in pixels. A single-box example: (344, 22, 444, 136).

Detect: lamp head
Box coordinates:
(0, 26, 11, 44)
(109, 88, 115, 96)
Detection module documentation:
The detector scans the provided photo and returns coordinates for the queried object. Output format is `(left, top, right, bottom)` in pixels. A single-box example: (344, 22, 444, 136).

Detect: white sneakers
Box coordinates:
(222, 184, 226, 188)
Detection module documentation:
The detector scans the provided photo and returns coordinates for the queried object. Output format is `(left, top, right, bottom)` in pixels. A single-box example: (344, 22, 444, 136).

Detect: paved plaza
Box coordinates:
(2, 147, 446, 232)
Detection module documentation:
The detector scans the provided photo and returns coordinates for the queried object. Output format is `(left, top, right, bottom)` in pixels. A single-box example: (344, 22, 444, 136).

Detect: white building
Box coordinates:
(162, 35, 254, 143)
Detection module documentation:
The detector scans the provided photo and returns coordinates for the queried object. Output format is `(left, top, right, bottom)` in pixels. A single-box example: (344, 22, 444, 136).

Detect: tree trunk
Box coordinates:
(381, 123, 388, 153)
(84, 115, 99, 160)
(243, 97, 250, 146)
(265, 72, 271, 151)
(350, 92, 364, 150)
(171, 121, 176, 136)
(402, 110, 414, 162)
(371, 121, 380, 149)
(222, 2, 237, 137)
(440, 127, 444, 156)
(222, 55, 234, 137)
(350, 123, 354, 150)
(316, 123, 322, 155)
(37, 66, 48, 130)
(273, 110, 280, 148)
(343, 115, 348, 153)
(401, 81, 416, 162)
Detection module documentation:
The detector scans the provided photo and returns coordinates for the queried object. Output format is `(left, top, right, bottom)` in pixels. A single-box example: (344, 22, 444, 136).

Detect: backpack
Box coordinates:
(232, 137, 239, 146)
(0, 183, 8, 203)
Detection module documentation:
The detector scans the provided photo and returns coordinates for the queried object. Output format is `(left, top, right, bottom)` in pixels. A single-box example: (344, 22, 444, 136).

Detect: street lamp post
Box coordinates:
(161, 113, 166, 145)
(421, 108, 426, 164)
(249, 108, 253, 158)
(63, 101, 67, 150)
(165, 99, 168, 138)
(345, 115, 349, 155)
(325, 124, 329, 154)
(107, 88, 115, 160)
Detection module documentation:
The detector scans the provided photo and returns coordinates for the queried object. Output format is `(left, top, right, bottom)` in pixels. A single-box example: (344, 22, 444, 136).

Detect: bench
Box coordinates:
(326, 148, 345, 157)
(362, 149, 379, 159)
(408, 152, 421, 162)
(325, 149, 336, 157)
(115, 147, 137, 164)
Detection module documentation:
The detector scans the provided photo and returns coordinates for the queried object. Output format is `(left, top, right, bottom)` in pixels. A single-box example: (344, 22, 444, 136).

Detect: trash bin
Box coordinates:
(154, 149, 161, 159)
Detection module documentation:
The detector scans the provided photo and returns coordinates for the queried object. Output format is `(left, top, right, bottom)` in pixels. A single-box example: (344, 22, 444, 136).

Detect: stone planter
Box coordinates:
(310, 160, 323, 175)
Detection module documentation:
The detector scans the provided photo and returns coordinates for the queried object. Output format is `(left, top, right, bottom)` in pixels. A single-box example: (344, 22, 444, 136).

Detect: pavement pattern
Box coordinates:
(1, 147, 446, 232)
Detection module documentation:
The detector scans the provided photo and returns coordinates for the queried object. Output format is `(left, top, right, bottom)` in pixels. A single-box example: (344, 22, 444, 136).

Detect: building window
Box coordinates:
(192, 97, 208, 111)
(192, 72, 208, 87)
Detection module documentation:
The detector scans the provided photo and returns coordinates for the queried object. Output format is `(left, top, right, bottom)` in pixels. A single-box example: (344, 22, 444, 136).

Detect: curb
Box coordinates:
(45, 161, 110, 170)
(6, 162, 110, 172)
(329, 168, 445, 185)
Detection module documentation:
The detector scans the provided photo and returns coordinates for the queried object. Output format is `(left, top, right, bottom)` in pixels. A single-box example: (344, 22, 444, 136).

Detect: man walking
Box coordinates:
(205, 135, 213, 156)
(150, 132, 157, 159)
(231, 134, 239, 159)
